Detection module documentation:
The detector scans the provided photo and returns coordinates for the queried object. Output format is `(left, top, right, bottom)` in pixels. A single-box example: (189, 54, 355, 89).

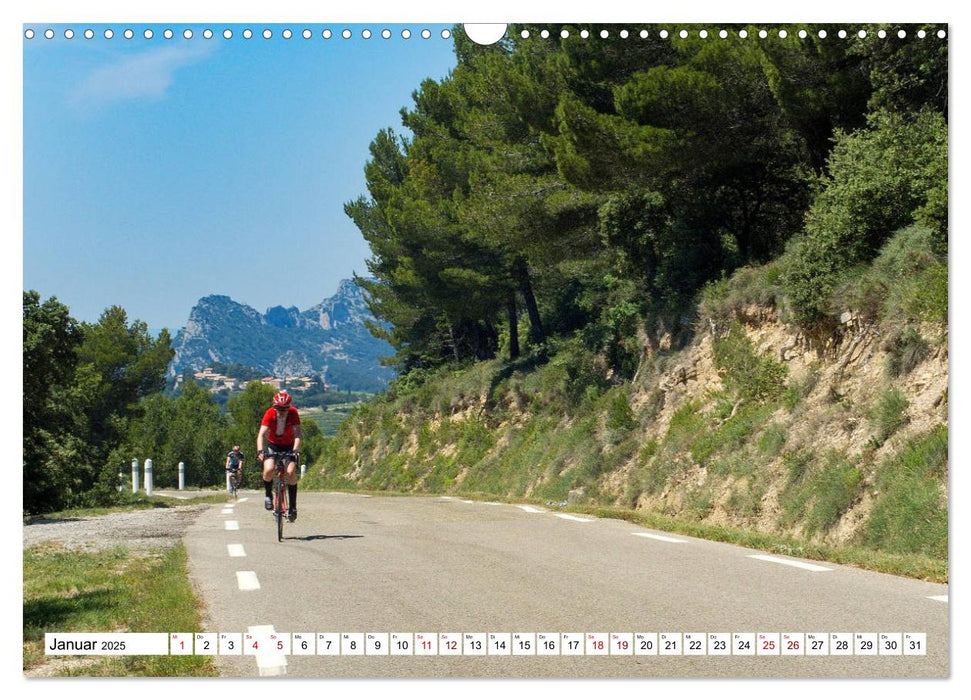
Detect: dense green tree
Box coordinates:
(23, 292, 85, 513)
(782, 109, 947, 322)
(157, 379, 225, 486)
(852, 24, 948, 117)
(224, 381, 278, 459)
(345, 26, 946, 380)
(23, 296, 175, 512)
(76, 306, 173, 454)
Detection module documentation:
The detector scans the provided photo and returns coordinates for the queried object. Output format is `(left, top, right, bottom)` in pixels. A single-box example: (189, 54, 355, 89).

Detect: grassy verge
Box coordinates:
(581, 505, 946, 583)
(23, 543, 218, 677)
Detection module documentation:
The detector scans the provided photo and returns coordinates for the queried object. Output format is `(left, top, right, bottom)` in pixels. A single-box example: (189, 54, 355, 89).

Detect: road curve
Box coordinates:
(183, 491, 948, 678)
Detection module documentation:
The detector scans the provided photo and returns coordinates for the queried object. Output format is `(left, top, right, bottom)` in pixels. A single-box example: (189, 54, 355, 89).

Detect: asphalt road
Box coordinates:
(183, 490, 948, 678)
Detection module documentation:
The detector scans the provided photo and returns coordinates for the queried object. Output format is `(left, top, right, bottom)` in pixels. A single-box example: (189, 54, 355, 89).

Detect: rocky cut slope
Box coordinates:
(169, 279, 396, 392)
(306, 298, 947, 570)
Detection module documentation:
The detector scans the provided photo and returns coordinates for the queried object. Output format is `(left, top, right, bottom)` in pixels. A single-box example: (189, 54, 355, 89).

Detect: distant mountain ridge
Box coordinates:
(169, 279, 396, 392)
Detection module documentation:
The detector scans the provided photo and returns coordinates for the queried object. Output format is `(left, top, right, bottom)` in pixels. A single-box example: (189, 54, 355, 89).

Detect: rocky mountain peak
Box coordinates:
(169, 279, 393, 392)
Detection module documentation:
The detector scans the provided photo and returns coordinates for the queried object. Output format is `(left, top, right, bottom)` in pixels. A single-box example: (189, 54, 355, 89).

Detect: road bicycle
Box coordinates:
(227, 469, 241, 499)
(269, 451, 297, 542)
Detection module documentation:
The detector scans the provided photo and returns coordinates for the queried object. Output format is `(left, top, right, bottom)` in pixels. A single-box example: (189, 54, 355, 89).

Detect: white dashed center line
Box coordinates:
(747, 554, 832, 572)
(225, 520, 239, 530)
(927, 595, 948, 603)
(227, 544, 246, 557)
(555, 514, 595, 522)
(236, 571, 261, 591)
(248, 625, 287, 677)
(632, 532, 686, 543)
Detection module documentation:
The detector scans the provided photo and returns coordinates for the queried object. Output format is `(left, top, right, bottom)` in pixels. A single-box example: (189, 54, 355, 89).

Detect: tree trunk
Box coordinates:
(515, 258, 546, 346)
(447, 323, 460, 364)
(507, 291, 520, 361)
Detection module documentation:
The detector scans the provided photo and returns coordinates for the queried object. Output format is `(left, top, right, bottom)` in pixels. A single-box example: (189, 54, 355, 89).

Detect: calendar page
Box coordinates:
(18, 0, 953, 692)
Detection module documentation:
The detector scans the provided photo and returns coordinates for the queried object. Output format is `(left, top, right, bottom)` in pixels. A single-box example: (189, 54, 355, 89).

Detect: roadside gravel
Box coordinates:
(23, 504, 211, 552)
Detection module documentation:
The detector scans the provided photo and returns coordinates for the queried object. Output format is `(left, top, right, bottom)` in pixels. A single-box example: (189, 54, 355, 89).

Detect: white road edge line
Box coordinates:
(227, 544, 246, 557)
(555, 514, 595, 522)
(747, 554, 832, 572)
(518, 505, 546, 513)
(248, 625, 287, 677)
(225, 520, 239, 530)
(632, 532, 686, 543)
(927, 595, 948, 603)
(236, 571, 261, 591)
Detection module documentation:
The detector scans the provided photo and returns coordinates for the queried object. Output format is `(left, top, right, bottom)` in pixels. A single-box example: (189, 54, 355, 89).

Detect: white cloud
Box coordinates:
(72, 43, 212, 106)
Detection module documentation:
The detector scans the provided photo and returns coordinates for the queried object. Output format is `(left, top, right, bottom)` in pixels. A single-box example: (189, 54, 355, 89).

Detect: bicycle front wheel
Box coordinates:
(275, 481, 287, 542)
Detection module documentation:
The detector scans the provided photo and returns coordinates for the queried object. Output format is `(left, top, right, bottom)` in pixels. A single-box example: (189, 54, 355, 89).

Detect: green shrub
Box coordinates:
(869, 388, 910, 446)
(663, 402, 706, 454)
(638, 453, 693, 495)
(861, 426, 947, 558)
(758, 423, 788, 457)
(783, 450, 813, 485)
(781, 450, 863, 533)
(783, 375, 816, 415)
(548, 338, 609, 409)
(685, 485, 716, 520)
(606, 389, 637, 432)
(782, 110, 947, 323)
(691, 402, 775, 466)
(698, 263, 783, 327)
(712, 324, 788, 401)
(884, 327, 930, 378)
(638, 439, 658, 462)
(904, 263, 948, 325)
(834, 225, 946, 324)
(726, 480, 766, 519)
(805, 453, 864, 533)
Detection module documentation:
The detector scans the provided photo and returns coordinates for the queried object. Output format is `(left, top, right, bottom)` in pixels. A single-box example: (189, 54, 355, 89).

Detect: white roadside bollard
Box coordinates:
(145, 459, 153, 496)
(131, 458, 139, 494)
(301, 464, 306, 480)
(178, 462, 185, 490)
(226, 468, 232, 492)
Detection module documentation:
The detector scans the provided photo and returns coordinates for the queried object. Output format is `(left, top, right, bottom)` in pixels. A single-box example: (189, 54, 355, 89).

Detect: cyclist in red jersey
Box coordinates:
(256, 390, 302, 521)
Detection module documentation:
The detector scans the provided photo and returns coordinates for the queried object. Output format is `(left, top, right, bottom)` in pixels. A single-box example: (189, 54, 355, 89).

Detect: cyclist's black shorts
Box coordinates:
(265, 442, 296, 461)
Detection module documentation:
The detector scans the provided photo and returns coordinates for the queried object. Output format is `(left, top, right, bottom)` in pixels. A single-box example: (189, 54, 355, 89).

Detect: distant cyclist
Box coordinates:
(256, 391, 302, 521)
(225, 445, 244, 489)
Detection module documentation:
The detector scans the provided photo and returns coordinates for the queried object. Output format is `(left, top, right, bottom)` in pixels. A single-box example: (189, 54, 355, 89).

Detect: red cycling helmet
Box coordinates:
(272, 391, 292, 408)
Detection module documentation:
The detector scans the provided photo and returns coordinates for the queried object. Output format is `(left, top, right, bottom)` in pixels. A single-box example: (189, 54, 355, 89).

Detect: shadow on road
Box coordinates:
(287, 534, 364, 542)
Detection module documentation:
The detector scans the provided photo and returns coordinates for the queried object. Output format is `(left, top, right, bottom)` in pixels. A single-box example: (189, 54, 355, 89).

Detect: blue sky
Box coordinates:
(23, 24, 458, 330)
